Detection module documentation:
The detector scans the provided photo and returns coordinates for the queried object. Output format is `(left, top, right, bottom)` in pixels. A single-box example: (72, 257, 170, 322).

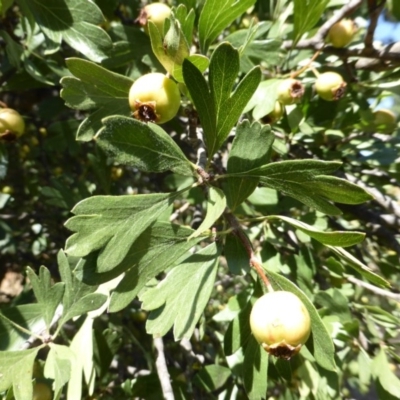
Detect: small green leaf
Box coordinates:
(224, 301, 252, 356)
(96, 116, 194, 176)
(266, 270, 337, 372)
(224, 233, 250, 275)
(225, 160, 352, 215)
(225, 24, 282, 73)
(65, 191, 182, 270)
(86, 222, 204, 313)
(148, 15, 189, 77)
(327, 246, 390, 288)
(61, 293, 107, 324)
(172, 54, 209, 83)
(0, 305, 46, 351)
(173, 4, 195, 46)
(293, 0, 330, 45)
(315, 289, 352, 323)
(183, 44, 261, 158)
(189, 187, 226, 238)
(209, 43, 261, 155)
(44, 344, 74, 398)
(17, 0, 113, 62)
(182, 58, 216, 151)
(372, 348, 400, 398)
(64, 58, 133, 100)
(67, 317, 94, 400)
(0, 348, 40, 398)
(193, 364, 231, 392)
(303, 176, 374, 204)
(26, 266, 65, 329)
(0, 31, 23, 69)
(267, 215, 365, 247)
(57, 250, 97, 321)
(245, 79, 281, 120)
(225, 120, 274, 209)
(243, 336, 269, 400)
(60, 58, 133, 141)
(140, 243, 220, 340)
(198, 0, 257, 53)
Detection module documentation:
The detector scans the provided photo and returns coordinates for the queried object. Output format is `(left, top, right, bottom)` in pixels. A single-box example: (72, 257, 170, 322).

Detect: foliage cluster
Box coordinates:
(1, 0, 400, 399)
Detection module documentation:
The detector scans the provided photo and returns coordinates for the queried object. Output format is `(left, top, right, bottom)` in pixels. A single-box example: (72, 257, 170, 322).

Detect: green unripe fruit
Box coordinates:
(129, 73, 181, 124)
(33, 382, 52, 400)
(0, 108, 25, 137)
(277, 78, 305, 105)
(250, 291, 311, 360)
(315, 71, 347, 101)
(138, 2, 171, 34)
(261, 101, 284, 125)
(328, 19, 356, 48)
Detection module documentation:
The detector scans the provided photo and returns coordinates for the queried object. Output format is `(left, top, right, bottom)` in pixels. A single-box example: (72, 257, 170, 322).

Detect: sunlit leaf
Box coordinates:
(140, 243, 220, 340)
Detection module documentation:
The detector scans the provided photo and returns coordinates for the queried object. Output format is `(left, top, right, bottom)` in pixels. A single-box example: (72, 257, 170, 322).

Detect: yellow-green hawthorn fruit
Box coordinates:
(315, 71, 347, 101)
(0, 108, 25, 137)
(32, 382, 52, 400)
(129, 73, 181, 124)
(373, 109, 397, 133)
(138, 2, 171, 34)
(277, 78, 305, 105)
(261, 101, 284, 125)
(328, 19, 356, 48)
(250, 291, 311, 360)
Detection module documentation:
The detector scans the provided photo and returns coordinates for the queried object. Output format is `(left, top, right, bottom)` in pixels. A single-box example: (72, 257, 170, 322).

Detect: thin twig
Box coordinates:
(169, 202, 190, 222)
(283, 0, 363, 50)
(281, 0, 400, 68)
(364, 0, 386, 51)
(154, 336, 175, 400)
(347, 275, 400, 301)
(180, 337, 205, 394)
(344, 173, 400, 223)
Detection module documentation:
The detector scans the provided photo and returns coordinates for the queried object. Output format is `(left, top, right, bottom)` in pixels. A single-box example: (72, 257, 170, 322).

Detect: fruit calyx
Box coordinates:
(261, 341, 302, 360)
(277, 78, 305, 105)
(133, 100, 158, 123)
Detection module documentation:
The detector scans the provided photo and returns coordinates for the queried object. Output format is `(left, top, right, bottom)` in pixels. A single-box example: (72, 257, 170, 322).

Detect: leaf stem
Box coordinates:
(0, 312, 44, 342)
(225, 212, 273, 292)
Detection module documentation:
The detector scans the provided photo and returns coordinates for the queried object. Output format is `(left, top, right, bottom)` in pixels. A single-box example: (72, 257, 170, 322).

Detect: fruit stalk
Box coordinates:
(225, 212, 273, 292)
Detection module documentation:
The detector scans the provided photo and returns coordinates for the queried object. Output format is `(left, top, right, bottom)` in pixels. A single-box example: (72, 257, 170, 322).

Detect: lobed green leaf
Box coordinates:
(0, 348, 40, 398)
(65, 191, 182, 271)
(140, 243, 220, 340)
(26, 266, 65, 329)
(96, 116, 195, 176)
(17, 0, 112, 62)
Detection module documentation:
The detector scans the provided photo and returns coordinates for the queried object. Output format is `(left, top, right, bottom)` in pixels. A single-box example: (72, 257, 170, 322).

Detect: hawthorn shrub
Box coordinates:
(1, 1, 400, 399)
